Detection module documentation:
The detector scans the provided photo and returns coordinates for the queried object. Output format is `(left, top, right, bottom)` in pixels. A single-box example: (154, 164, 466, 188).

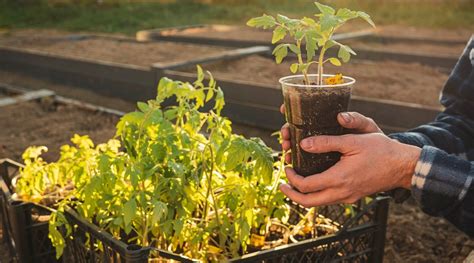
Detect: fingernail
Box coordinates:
(300, 138, 312, 149)
(341, 112, 352, 123)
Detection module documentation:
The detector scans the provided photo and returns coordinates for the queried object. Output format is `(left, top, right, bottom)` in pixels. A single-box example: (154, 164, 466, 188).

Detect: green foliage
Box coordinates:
(16, 66, 289, 261)
(247, 1, 375, 85)
(0, 0, 471, 35)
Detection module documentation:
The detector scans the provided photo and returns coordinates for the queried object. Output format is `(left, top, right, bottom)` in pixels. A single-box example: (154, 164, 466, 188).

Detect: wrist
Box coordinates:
(396, 142, 422, 189)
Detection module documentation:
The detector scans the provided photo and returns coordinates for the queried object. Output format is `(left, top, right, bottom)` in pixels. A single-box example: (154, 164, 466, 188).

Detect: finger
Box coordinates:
(285, 152, 291, 164)
(279, 184, 346, 208)
(280, 104, 285, 114)
(282, 140, 291, 151)
(280, 123, 290, 140)
(337, 112, 382, 133)
(285, 167, 338, 193)
(300, 135, 358, 154)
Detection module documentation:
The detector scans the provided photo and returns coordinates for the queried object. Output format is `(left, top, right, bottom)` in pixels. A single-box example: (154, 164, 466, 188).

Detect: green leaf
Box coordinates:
(338, 46, 350, 63)
(205, 88, 214, 102)
(320, 14, 340, 32)
(246, 14, 277, 29)
(305, 30, 319, 61)
(290, 63, 299, 74)
(301, 17, 316, 26)
(336, 8, 358, 21)
(137, 102, 149, 112)
(315, 2, 335, 15)
(329, 57, 342, 66)
(123, 198, 137, 226)
(196, 65, 204, 83)
(357, 11, 376, 28)
(288, 44, 300, 54)
(272, 44, 288, 64)
(338, 44, 356, 63)
(276, 14, 299, 27)
(151, 201, 167, 225)
(272, 26, 286, 44)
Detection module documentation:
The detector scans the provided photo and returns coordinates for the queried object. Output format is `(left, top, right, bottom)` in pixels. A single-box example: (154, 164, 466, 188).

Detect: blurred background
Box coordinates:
(1, 0, 473, 34)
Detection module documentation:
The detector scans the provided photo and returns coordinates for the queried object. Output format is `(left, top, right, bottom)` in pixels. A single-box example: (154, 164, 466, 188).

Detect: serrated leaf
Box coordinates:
(276, 14, 298, 27)
(329, 57, 342, 66)
(338, 46, 351, 63)
(247, 14, 276, 29)
(272, 44, 288, 64)
(288, 44, 300, 54)
(290, 63, 299, 73)
(272, 26, 286, 44)
(123, 198, 137, 226)
(137, 102, 149, 112)
(294, 30, 304, 40)
(336, 8, 357, 20)
(357, 11, 375, 28)
(151, 201, 167, 225)
(320, 14, 340, 32)
(301, 17, 316, 26)
(338, 44, 356, 63)
(196, 65, 204, 83)
(205, 88, 214, 102)
(315, 2, 335, 15)
(305, 31, 318, 61)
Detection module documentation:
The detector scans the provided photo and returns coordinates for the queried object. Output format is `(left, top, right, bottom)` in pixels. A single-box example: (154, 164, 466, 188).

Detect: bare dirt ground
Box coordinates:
(346, 39, 466, 56)
(185, 55, 448, 107)
(0, 100, 119, 163)
(156, 24, 470, 56)
(0, 30, 229, 67)
(155, 24, 358, 42)
(377, 25, 473, 42)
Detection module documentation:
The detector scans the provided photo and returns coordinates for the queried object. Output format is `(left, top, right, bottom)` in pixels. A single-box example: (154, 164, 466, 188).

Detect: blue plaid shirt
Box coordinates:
(389, 36, 474, 237)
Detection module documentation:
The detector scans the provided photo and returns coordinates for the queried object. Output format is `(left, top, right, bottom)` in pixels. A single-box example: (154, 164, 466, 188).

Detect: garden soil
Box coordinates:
(0, 100, 119, 162)
(0, 31, 228, 67)
(184, 55, 448, 107)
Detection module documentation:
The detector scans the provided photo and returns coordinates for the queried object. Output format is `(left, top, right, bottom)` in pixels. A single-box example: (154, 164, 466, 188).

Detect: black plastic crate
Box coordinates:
(62, 195, 389, 262)
(1, 159, 390, 262)
(0, 159, 59, 263)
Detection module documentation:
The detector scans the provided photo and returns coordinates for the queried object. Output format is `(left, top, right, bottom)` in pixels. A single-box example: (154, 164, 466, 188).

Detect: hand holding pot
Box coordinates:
(279, 132, 421, 207)
(280, 107, 383, 164)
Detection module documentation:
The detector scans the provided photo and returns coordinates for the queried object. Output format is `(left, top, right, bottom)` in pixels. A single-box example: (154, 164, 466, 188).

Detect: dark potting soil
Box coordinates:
(283, 83, 351, 176)
(0, 99, 119, 162)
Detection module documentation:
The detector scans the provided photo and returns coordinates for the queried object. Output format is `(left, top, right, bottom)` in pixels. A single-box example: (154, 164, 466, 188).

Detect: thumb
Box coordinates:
(338, 112, 382, 134)
(300, 135, 358, 154)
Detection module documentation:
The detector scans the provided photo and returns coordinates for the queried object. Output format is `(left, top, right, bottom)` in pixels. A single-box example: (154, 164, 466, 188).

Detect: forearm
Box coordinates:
(411, 145, 474, 237)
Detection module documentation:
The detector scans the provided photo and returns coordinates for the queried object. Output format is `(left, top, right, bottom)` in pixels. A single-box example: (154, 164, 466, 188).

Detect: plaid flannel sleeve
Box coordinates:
(388, 36, 474, 237)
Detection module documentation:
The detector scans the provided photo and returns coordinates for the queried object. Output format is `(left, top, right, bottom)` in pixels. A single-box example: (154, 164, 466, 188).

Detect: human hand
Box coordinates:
(279, 133, 421, 207)
(280, 104, 383, 164)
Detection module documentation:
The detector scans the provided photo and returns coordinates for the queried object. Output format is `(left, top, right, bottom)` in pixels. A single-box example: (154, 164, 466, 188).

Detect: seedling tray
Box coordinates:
(0, 159, 59, 263)
(1, 155, 389, 262)
(62, 191, 390, 262)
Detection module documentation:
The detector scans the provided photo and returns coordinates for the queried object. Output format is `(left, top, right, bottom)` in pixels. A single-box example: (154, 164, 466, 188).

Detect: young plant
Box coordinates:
(247, 2, 375, 86)
(17, 67, 290, 261)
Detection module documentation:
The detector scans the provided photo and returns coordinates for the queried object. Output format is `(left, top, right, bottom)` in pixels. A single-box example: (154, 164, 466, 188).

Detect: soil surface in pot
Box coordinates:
(0, 100, 119, 162)
(0, 31, 229, 67)
(183, 55, 448, 107)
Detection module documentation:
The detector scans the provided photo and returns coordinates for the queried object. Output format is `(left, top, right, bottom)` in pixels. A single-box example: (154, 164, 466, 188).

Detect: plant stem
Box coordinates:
(318, 47, 327, 86)
(296, 40, 310, 85)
